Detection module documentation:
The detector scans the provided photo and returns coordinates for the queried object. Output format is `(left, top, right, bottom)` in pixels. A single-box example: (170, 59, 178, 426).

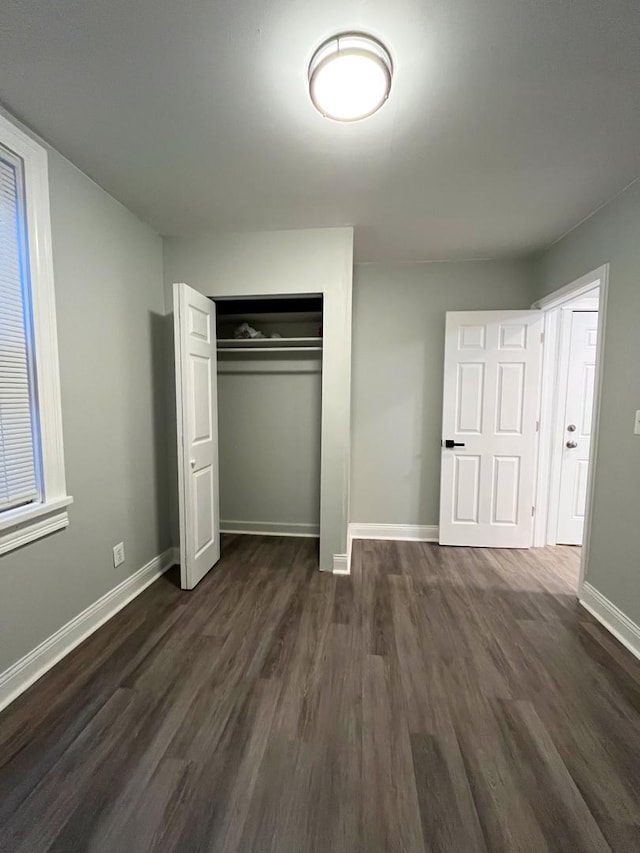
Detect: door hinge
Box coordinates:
(540, 331, 545, 343)
(532, 506, 535, 516)
(536, 420, 540, 432)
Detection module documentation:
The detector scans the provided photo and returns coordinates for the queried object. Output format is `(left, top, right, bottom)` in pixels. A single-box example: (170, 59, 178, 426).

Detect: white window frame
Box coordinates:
(0, 111, 72, 555)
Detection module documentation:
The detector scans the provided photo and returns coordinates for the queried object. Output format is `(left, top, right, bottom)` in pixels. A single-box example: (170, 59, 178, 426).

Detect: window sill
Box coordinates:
(0, 496, 73, 556)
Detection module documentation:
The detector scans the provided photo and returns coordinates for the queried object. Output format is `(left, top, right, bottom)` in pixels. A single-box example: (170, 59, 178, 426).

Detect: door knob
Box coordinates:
(567, 424, 576, 432)
(190, 459, 196, 468)
(566, 440, 578, 449)
(444, 440, 466, 448)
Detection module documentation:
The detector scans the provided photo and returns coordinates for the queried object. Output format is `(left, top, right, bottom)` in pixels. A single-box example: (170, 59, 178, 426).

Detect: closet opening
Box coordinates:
(213, 294, 323, 556)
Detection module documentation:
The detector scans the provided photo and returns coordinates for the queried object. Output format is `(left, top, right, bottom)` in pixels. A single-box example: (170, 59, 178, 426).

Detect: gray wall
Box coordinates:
(350, 260, 534, 525)
(163, 228, 353, 570)
(217, 358, 321, 534)
(0, 147, 169, 673)
(534, 180, 640, 625)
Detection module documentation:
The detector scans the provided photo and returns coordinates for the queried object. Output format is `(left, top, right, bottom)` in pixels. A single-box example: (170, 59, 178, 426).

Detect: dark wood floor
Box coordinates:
(1, 536, 640, 852)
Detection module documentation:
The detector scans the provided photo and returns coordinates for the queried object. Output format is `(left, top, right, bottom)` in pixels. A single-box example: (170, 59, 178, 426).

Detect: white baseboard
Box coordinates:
(0, 547, 176, 713)
(220, 520, 320, 538)
(348, 523, 439, 543)
(332, 553, 350, 575)
(580, 582, 640, 662)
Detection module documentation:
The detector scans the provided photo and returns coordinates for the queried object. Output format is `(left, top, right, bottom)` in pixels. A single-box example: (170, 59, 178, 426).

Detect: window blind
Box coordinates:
(0, 146, 39, 511)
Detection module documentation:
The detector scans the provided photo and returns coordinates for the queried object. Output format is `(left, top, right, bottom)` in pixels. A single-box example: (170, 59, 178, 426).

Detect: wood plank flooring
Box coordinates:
(1, 535, 640, 852)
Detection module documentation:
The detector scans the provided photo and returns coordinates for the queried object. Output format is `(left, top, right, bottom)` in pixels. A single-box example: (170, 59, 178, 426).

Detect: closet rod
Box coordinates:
(217, 346, 322, 353)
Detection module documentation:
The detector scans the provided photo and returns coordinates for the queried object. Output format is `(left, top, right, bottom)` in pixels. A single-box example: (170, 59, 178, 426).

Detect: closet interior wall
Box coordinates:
(215, 296, 323, 539)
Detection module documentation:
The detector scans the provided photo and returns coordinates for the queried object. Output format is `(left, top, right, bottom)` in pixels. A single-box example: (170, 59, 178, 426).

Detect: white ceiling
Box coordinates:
(1, 0, 639, 262)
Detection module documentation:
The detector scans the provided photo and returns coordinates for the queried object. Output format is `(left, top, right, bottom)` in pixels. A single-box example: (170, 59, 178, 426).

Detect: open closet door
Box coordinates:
(174, 283, 220, 589)
(439, 311, 542, 548)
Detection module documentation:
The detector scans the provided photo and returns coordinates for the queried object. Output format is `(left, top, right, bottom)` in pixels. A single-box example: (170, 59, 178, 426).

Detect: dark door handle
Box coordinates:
(444, 440, 466, 448)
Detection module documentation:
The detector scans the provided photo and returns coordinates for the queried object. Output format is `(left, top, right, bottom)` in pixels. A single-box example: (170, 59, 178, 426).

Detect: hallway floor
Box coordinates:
(1, 536, 639, 852)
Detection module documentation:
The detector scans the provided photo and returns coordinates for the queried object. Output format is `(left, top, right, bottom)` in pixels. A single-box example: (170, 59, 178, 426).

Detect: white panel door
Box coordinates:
(439, 311, 542, 547)
(174, 283, 220, 589)
(556, 311, 598, 545)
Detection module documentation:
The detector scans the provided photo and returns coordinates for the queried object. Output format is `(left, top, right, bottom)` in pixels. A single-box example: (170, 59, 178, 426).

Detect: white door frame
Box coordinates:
(532, 264, 609, 594)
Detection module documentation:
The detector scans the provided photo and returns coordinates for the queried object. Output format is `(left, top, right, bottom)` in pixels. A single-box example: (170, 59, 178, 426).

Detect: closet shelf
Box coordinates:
(217, 337, 322, 353)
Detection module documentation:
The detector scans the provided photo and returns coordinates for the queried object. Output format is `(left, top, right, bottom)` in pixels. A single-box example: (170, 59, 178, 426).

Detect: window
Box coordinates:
(1, 145, 40, 511)
(0, 112, 71, 555)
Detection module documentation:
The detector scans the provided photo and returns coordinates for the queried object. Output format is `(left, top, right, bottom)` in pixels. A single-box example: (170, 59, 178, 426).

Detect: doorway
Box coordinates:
(174, 284, 325, 590)
(533, 266, 608, 591)
(214, 295, 323, 541)
(437, 266, 607, 581)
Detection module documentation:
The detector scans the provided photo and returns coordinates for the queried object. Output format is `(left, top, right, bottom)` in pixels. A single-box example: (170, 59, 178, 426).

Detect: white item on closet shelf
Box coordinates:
(234, 322, 266, 339)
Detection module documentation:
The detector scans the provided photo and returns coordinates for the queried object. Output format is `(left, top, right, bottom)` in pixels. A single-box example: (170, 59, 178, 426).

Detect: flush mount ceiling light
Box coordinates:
(308, 32, 393, 122)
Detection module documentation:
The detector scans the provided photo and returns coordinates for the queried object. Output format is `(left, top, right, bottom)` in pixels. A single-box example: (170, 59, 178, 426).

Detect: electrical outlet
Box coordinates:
(113, 542, 125, 568)
(635, 410, 640, 436)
